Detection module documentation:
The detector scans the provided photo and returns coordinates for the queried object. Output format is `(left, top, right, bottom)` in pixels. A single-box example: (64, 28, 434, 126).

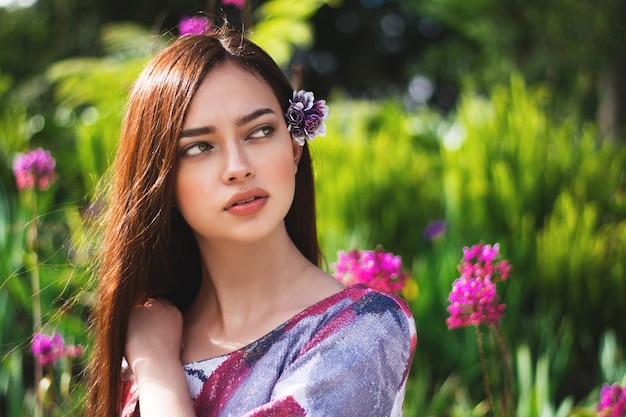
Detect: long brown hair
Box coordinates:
(86, 28, 320, 417)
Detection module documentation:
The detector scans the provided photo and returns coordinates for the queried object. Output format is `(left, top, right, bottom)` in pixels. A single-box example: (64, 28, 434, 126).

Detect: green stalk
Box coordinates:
(24, 190, 43, 417)
(494, 323, 516, 416)
(476, 325, 494, 417)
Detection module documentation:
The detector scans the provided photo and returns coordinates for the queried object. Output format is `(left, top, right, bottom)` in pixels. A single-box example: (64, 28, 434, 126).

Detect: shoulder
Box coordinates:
(274, 286, 416, 416)
(325, 284, 414, 331)
(297, 284, 417, 358)
(345, 284, 414, 320)
(296, 283, 413, 320)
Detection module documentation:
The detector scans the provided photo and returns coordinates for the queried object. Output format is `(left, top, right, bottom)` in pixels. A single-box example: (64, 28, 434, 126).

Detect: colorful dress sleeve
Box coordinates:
(120, 360, 140, 417)
(193, 288, 417, 417)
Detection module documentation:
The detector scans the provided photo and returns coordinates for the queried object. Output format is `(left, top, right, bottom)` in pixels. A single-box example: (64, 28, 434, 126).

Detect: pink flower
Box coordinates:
(221, 0, 246, 9)
(447, 242, 511, 329)
(463, 242, 500, 264)
(12, 148, 57, 191)
(333, 247, 409, 295)
(31, 332, 84, 365)
(446, 276, 505, 329)
(598, 383, 626, 417)
(179, 16, 211, 36)
(31, 333, 64, 365)
(64, 344, 85, 358)
(459, 242, 512, 282)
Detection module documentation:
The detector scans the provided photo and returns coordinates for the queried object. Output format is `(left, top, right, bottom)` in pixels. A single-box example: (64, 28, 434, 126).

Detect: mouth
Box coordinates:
(225, 189, 269, 210)
(233, 196, 260, 206)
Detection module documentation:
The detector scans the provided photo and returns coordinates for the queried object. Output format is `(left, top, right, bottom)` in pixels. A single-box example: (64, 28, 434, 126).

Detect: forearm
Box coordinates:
(125, 298, 193, 416)
(133, 357, 195, 417)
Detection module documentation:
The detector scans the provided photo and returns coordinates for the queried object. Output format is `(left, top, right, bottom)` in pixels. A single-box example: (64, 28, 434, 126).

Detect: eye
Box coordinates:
(248, 125, 275, 140)
(181, 142, 213, 157)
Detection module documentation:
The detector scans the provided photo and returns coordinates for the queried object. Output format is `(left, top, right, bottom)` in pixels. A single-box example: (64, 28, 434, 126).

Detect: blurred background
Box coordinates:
(1, 0, 625, 415)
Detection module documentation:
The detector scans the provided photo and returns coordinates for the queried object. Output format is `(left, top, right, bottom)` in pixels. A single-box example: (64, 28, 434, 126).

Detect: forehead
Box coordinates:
(184, 62, 281, 125)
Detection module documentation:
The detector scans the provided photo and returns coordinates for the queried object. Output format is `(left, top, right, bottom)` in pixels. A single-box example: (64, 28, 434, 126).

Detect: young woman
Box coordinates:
(87, 26, 416, 417)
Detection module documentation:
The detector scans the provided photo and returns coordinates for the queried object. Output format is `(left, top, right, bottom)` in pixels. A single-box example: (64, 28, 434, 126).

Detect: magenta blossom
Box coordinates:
(179, 16, 211, 36)
(598, 383, 626, 417)
(31, 333, 64, 365)
(12, 148, 57, 191)
(221, 0, 246, 9)
(446, 276, 505, 329)
(459, 242, 512, 282)
(333, 247, 409, 295)
(31, 332, 84, 366)
(447, 242, 511, 329)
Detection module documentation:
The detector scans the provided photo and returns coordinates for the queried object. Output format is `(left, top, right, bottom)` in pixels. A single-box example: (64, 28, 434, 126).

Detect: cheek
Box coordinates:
(269, 149, 299, 185)
(275, 140, 300, 175)
(174, 167, 210, 216)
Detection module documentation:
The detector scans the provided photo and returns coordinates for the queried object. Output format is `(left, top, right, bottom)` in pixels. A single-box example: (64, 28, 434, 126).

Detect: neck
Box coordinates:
(187, 226, 311, 329)
(179, 225, 344, 363)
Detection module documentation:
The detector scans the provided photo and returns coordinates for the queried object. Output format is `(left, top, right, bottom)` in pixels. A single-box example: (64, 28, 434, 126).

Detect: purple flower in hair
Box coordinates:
(311, 99, 329, 118)
(179, 16, 211, 36)
(285, 90, 329, 145)
(304, 114, 325, 137)
(291, 90, 314, 111)
(285, 105, 305, 131)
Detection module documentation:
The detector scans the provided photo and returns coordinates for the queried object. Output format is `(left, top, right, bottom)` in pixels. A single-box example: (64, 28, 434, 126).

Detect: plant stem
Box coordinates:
(29, 251, 42, 334)
(242, 0, 252, 31)
(476, 325, 494, 417)
(206, 0, 217, 23)
(494, 324, 516, 416)
(29, 250, 42, 417)
(25, 191, 43, 417)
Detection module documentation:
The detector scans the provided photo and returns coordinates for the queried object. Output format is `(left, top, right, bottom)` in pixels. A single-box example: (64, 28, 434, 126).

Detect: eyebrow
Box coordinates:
(180, 108, 277, 139)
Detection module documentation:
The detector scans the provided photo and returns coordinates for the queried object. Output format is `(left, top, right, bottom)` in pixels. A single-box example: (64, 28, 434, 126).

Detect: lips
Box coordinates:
(233, 196, 259, 205)
(224, 188, 269, 211)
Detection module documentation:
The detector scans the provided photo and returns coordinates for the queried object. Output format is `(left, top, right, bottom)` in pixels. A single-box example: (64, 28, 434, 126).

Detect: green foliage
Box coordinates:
(403, 371, 491, 416)
(445, 76, 626, 337)
(516, 344, 575, 417)
(46, 23, 160, 196)
(403, 0, 626, 146)
(315, 99, 445, 263)
(314, 76, 626, 414)
(0, 179, 90, 415)
(599, 331, 626, 384)
(250, 0, 337, 67)
(0, 1, 101, 85)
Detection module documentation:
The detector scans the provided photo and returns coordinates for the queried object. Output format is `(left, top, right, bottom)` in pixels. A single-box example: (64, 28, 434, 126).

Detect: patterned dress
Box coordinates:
(121, 284, 417, 417)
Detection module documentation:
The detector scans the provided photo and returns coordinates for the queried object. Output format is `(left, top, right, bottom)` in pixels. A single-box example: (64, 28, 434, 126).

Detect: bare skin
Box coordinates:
(126, 298, 195, 417)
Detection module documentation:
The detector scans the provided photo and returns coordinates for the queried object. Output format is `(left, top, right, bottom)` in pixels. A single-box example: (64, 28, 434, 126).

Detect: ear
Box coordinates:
(292, 140, 303, 172)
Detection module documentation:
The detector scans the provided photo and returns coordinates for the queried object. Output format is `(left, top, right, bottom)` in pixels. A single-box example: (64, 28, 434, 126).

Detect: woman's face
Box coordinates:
(175, 62, 301, 248)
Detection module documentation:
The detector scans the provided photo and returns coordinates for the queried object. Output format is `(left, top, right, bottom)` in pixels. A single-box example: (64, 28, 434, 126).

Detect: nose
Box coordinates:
(222, 143, 253, 183)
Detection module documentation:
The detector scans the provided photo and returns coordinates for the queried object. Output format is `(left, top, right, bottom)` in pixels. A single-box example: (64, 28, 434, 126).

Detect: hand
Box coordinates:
(125, 297, 183, 374)
(125, 298, 195, 417)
